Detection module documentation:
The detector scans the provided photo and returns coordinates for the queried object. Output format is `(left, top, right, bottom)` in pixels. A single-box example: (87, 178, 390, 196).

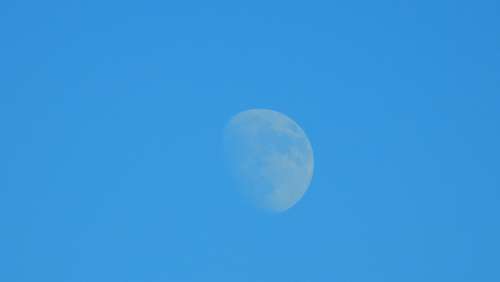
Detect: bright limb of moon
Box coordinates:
(223, 109, 314, 212)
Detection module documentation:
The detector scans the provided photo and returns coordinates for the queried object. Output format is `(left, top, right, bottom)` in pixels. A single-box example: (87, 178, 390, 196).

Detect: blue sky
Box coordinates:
(1, 0, 499, 281)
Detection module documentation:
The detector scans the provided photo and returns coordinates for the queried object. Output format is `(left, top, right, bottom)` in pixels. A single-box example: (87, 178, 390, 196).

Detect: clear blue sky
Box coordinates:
(1, 1, 499, 281)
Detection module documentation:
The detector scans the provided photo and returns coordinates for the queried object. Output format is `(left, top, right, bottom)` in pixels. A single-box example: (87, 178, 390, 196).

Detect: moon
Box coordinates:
(223, 109, 314, 212)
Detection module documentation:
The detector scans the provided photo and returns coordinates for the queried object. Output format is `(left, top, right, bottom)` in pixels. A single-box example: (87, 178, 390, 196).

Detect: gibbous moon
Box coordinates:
(223, 109, 314, 212)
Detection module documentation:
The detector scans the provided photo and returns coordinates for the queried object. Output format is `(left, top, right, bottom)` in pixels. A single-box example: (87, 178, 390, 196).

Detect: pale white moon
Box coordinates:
(223, 109, 314, 212)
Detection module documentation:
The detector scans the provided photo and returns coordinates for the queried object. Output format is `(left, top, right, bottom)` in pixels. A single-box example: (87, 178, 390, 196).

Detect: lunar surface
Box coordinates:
(223, 109, 314, 212)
